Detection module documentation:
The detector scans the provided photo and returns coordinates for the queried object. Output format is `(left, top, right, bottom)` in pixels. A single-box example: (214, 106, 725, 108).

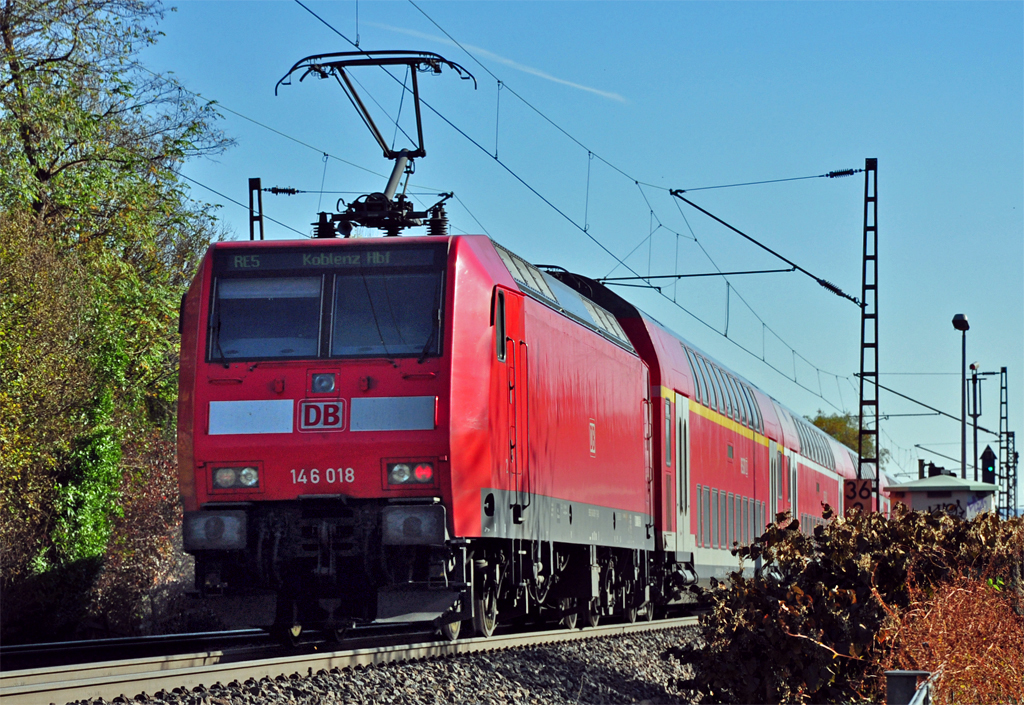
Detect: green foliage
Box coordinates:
(1, 0, 230, 640)
(52, 425, 124, 564)
(670, 506, 1024, 703)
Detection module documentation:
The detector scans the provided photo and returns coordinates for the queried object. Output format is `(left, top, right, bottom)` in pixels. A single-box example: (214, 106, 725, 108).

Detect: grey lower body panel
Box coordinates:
(480, 488, 654, 551)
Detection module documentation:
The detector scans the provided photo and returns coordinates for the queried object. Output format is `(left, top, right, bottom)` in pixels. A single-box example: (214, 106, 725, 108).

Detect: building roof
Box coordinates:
(888, 474, 997, 494)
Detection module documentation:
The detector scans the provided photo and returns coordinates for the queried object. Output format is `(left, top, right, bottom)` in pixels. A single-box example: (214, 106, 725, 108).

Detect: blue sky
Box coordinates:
(146, 1, 1023, 496)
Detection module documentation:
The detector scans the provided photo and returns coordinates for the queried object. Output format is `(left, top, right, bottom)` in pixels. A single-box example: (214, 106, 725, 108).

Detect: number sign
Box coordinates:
(844, 479, 874, 513)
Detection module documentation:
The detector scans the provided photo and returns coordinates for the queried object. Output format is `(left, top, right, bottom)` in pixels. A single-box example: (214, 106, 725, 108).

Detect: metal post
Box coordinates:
(961, 330, 967, 479)
(248, 177, 265, 241)
(952, 314, 969, 479)
(971, 365, 979, 481)
(885, 670, 931, 705)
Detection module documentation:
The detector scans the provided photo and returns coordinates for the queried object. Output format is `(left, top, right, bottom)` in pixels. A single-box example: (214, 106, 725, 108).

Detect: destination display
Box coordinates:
(215, 246, 441, 273)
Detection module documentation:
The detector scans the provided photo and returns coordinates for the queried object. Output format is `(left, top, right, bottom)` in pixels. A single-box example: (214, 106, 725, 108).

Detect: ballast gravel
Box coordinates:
(70, 626, 699, 705)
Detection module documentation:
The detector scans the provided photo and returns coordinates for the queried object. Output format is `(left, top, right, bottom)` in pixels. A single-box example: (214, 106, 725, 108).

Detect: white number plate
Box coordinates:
(291, 467, 355, 485)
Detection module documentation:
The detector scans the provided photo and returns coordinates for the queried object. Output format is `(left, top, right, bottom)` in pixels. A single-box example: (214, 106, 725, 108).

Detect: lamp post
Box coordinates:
(952, 314, 969, 479)
(970, 362, 980, 482)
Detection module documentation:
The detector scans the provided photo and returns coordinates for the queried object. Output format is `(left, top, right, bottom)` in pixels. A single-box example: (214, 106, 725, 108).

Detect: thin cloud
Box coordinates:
(364, 21, 627, 103)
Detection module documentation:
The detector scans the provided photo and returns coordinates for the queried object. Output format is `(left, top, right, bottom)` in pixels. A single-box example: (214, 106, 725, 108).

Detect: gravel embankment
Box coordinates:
(74, 626, 700, 705)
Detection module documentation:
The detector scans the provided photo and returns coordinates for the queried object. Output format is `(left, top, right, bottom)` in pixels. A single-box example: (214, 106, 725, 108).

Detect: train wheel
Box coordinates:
(644, 602, 655, 622)
(440, 618, 461, 641)
(560, 597, 577, 630)
(473, 585, 498, 637)
(584, 598, 601, 628)
(625, 603, 638, 624)
(272, 623, 303, 647)
(623, 582, 638, 623)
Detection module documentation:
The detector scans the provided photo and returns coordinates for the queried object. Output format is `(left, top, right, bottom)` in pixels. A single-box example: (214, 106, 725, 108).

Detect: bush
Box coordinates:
(669, 506, 1024, 703)
(880, 572, 1024, 703)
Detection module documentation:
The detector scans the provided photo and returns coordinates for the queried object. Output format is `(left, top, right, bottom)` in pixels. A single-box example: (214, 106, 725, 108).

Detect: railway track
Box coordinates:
(0, 616, 697, 704)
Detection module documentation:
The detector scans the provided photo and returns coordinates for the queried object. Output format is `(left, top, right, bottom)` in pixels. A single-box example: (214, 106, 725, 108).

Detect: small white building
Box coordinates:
(888, 474, 997, 520)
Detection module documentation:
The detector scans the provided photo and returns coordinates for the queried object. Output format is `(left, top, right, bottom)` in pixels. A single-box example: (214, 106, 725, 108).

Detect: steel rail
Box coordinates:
(1, 617, 697, 704)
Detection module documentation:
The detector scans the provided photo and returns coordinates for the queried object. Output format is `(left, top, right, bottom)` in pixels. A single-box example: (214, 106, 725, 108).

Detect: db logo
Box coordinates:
(299, 400, 346, 431)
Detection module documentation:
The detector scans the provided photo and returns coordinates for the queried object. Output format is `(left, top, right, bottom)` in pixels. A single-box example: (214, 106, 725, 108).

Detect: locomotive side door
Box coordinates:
(502, 291, 528, 524)
(674, 393, 694, 554)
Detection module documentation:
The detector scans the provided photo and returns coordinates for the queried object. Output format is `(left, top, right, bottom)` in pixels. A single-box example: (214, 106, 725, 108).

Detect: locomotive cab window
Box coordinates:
(331, 270, 442, 358)
(207, 244, 446, 363)
(209, 277, 322, 360)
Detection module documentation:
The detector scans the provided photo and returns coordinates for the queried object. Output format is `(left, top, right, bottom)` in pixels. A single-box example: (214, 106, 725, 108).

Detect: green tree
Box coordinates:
(808, 410, 889, 469)
(1, 0, 230, 640)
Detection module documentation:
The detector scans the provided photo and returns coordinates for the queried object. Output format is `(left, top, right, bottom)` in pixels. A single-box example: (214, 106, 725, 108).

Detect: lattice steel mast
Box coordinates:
(998, 367, 1010, 516)
(857, 159, 880, 509)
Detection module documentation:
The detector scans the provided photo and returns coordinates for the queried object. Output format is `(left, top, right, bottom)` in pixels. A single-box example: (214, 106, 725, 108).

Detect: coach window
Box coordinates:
(743, 385, 762, 433)
(711, 489, 718, 549)
(727, 374, 748, 427)
(691, 355, 711, 411)
(744, 497, 751, 544)
(703, 487, 712, 547)
(719, 491, 728, 548)
(737, 379, 753, 429)
(696, 484, 703, 547)
(719, 366, 737, 420)
(684, 348, 705, 406)
(710, 364, 733, 420)
(696, 356, 720, 413)
(494, 290, 506, 361)
(721, 368, 738, 421)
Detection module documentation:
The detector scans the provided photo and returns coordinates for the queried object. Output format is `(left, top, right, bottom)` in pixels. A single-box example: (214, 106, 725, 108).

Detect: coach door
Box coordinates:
(503, 292, 529, 525)
(769, 440, 781, 520)
(674, 393, 694, 554)
(787, 449, 798, 519)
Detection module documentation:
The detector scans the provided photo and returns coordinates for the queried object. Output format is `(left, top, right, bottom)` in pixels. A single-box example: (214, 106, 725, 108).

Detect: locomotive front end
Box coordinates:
(178, 237, 462, 634)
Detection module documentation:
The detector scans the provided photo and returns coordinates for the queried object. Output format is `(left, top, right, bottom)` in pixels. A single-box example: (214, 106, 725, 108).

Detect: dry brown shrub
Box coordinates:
(882, 572, 1024, 704)
(79, 430, 192, 637)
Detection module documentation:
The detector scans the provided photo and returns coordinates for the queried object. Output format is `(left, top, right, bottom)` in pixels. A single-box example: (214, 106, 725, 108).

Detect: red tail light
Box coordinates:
(413, 463, 434, 482)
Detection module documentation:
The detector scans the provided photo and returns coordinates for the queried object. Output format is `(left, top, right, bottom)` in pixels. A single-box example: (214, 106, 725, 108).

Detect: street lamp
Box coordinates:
(952, 314, 969, 479)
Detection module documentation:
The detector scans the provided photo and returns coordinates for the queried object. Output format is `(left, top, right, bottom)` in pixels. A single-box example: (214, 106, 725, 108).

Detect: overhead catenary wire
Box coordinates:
(671, 191, 861, 306)
(185, 0, 860, 413)
(856, 374, 1000, 437)
(599, 267, 797, 282)
(674, 168, 863, 193)
(177, 173, 310, 238)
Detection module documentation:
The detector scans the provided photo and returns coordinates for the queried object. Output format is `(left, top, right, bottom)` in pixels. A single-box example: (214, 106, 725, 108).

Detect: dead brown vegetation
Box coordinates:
(881, 571, 1024, 703)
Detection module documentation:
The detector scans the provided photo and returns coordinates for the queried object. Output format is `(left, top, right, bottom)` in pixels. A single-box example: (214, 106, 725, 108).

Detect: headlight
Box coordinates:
(214, 467, 237, 488)
(211, 465, 260, 490)
(311, 373, 336, 393)
(387, 461, 434, 485)
(388, 463, 412, 484)
(238, 467, 259, 487)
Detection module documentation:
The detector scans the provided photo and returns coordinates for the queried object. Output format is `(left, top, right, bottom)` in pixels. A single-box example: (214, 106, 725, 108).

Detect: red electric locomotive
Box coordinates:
(177, 234, 665, 639)
(176, 49, 889, 640)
